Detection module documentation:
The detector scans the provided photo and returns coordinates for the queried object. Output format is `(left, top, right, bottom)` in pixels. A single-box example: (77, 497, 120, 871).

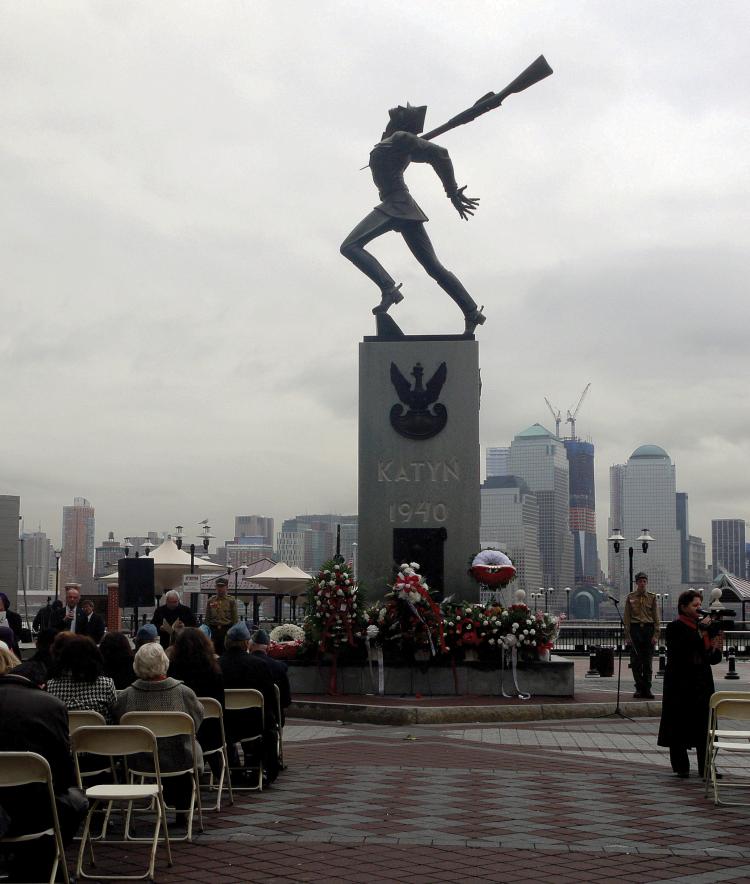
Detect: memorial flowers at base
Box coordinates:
(303, 559, 368, 656)
(268, 623, 305, 659)
(366, 562, 447, 658)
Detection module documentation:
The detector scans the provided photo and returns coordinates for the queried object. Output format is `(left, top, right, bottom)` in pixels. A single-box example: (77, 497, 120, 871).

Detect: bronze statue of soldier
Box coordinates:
(340, 103, 485, 336)
(340, 56, 554, 337)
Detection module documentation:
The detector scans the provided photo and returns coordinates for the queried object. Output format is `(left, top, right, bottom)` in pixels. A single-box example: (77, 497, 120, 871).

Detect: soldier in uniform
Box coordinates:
(340, 103, 485, 335)
(205, 576, 238, 654)
(623, 571, 660, 699)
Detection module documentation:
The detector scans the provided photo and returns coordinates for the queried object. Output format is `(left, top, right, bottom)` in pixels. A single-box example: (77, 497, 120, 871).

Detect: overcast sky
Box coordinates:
(2, 0, 748, 557)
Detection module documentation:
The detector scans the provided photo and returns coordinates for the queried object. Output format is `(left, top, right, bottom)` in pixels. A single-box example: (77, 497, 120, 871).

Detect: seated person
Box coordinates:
(115, 643, 204, 825)
(0, 649, 87, 883)
(99, 631, 136, 690)
(47, 633, 118, 723)
(219, 622, 279, 784)
(250, 629, 292, 726)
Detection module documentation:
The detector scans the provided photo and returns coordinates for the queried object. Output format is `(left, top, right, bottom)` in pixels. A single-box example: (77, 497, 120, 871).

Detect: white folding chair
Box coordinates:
(704, 695, 750, 805)
(0, 751, 70, 884)
(72, 725, 172, 881)
(119, 711, 204, 842)
(197, 697, 234, 811)
(704, 689, 750, 787)
(224, 688, 265, 790)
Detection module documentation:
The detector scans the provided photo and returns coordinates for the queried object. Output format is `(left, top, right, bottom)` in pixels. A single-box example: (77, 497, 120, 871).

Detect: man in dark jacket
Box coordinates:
(50, 583, 88, 634)
(250, 629, 291, 725)
(219, 622, 279, 784)
(0, 672, 87, 881)
(80, 599, 106, 644)
(151, 590, 196, 649)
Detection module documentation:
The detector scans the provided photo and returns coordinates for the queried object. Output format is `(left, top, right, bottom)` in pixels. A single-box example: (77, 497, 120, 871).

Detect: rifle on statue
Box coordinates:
(422, 55, 553, 141)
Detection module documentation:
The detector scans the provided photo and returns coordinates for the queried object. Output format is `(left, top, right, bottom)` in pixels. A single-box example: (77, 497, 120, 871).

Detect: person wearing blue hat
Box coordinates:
(134, 623, 159, 650)
(219, 622, 279, 785)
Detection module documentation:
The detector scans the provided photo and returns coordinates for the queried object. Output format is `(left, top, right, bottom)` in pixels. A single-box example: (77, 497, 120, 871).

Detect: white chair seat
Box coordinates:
(86, 784, 160, 800)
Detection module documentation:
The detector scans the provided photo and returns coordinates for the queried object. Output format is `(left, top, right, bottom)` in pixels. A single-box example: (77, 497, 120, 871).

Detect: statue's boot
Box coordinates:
(372, 284, 403, 315)
(464, 306, 486, 336)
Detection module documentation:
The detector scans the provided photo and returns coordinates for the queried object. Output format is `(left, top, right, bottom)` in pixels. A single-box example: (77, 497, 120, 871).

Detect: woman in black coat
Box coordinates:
(657, 589, 723, 777)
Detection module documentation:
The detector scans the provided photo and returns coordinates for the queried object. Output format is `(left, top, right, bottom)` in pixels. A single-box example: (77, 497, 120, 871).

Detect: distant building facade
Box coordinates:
(277, 514, 358, 572)
(0, 495, 20, 605)
(20, 531, 54, 594)
(485, 446, 510, 479)
(235, 515, 275, 548)
(480, 476, 542, 594)
(676, 492, 690, 583)
(688, 535, 708, 584)
(508, 424, 574, 608)
(95, 532, 128, 579)
(60, 497, 96, 592)
(564, 439, 599, 587)
(608, 445, 682, 596)
(712, 519, 746, 579)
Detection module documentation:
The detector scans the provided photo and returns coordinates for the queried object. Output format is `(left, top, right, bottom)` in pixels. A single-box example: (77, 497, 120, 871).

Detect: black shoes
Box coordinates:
(372, 284, 404, 314)
(463, 307, 486, 336)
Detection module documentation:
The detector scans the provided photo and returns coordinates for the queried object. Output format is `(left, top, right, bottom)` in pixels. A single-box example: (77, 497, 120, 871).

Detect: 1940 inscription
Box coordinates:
(377, 458, 460, 483)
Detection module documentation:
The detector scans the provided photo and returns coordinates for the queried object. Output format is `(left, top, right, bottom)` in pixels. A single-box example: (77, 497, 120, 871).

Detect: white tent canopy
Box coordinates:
(99, 537, 223, 592)
(250, 562, 312, 596)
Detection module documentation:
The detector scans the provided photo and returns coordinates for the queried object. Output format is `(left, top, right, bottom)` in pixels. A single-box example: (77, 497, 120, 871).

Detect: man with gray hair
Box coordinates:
(151, 589, 196, 649)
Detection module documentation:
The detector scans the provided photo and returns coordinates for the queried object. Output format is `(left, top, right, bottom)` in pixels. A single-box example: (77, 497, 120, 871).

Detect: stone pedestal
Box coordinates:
(358, 335, 480, 599)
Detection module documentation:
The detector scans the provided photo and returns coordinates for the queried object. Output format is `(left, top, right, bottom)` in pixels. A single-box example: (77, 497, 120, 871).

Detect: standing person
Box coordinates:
(33, 597, 61, 633)
(151, 590, 196, 649)
(250, 629, 291, 726)
(657, 590, 723, 778)
(50, 583, 87, 634)
(623, 572, 660, 699)
(340, 103, 485, 335)
(80, 599, 106, 644)
(205, 577, 238, 655)
(0, 592, 23, 644)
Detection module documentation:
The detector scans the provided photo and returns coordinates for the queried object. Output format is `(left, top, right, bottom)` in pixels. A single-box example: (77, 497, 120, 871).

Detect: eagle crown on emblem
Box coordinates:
(389, 361, 448, 440)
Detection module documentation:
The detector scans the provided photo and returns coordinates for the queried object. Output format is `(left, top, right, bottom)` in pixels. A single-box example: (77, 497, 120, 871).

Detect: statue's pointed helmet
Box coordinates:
(388, 102, 427, 135)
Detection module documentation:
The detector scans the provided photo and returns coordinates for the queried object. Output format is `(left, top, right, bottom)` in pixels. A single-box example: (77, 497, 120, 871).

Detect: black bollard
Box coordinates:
(656, 645, 666, 679)
(585, 645, 600, 678)
(725, 648, 740, 680)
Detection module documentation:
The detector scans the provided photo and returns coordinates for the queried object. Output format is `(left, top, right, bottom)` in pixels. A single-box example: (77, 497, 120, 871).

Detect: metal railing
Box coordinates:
(556, 624, 750, 656)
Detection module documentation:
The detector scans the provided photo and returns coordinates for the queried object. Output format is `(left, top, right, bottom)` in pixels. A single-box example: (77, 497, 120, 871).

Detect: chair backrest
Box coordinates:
(710, 690, 750, 710)
(68, 709, 107, 734)
(198, 696, 222, 720)
(120, 710, 195, 739)
(273, 684, 281, 717)
(224, 688, 263, 711)
(714, 698, 750, 722)
(0, 751, 54, 789)
(72, 724, 158, 758)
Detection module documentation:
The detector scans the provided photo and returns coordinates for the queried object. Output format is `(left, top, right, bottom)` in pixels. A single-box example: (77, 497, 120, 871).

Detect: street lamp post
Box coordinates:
(607, 528, 654, 716)
(54, 550, 61, 602)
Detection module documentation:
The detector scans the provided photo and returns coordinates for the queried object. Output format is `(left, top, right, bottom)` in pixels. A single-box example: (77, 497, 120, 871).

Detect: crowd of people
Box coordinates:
(0, 577, 291, 882)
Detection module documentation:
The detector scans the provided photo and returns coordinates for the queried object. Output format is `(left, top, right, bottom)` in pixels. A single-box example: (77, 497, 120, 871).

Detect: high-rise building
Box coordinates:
(688, 535, 708, 583)
(486, 446, 510, 479)
(564, 439, 599, 587)
(480, 475, 542, 594)
(676, 492, 690, 583)
(20, 531, 54, 594)
(0, 495, 20, 606)
(712, 519, 746, 578)
(95, 532, 128, 579)
(224, 537, 275, 569)
(278, 514, 358, 572)
(608, 445, 682, 596)
(61, 497, 96, 592)
(235, 515, 275, 548)
(508, 424, 574, 607)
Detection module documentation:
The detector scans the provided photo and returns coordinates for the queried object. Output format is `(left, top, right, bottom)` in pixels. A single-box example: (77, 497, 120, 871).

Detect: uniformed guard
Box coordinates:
(623, 571, 660, 699)
(205, 576, 238, 654)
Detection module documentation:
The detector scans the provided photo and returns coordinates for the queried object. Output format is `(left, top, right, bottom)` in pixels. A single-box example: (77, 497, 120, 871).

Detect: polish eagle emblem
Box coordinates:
(389, 361, 448, 440)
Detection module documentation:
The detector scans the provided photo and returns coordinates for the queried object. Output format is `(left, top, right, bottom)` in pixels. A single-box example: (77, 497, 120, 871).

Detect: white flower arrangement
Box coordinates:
(269, 623, 306, 643)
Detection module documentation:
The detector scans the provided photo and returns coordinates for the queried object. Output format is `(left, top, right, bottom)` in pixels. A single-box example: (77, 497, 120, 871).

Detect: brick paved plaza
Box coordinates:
(64, 684, 750, 883)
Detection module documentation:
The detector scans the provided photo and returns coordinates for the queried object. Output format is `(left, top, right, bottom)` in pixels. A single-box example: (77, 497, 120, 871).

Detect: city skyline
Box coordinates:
(2, 3, 749, 565)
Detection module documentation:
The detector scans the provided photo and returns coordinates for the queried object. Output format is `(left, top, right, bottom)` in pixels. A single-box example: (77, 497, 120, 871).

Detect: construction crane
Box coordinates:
(544, 397, 562, 437)
(566, 383, 591, 439)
